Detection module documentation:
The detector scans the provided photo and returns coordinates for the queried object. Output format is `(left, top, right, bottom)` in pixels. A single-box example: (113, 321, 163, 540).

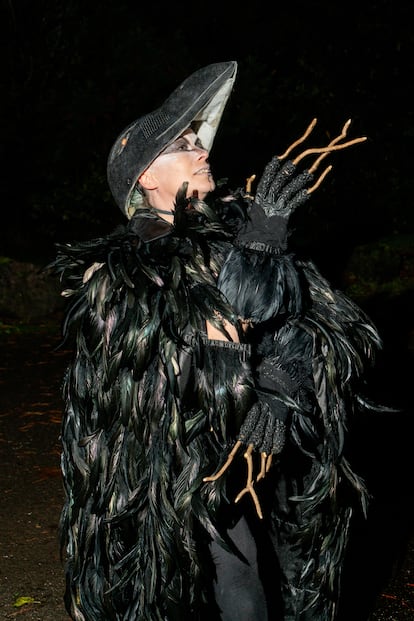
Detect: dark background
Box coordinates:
(1, 0, 412, 273)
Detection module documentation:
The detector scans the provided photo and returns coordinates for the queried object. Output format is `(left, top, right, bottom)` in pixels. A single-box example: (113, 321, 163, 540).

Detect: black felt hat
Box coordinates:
(107, 61, 238, 217)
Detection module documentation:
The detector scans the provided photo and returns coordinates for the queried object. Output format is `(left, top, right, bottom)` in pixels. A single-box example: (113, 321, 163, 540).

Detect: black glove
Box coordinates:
(203, 354, 304, 519)
(237, 118, 367, 253)
(236, 159, 312, 252)
(254, 158, 313, 219)
(237, 392, 287, 457)
(237, 356, 298, 450)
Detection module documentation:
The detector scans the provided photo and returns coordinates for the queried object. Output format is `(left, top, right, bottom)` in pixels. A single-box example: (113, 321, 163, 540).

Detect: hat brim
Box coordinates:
(107, 61, 238, 216)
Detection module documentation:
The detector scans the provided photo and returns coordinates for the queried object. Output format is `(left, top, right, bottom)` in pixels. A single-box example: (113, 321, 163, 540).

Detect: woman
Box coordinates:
(52, 61, 382, 620)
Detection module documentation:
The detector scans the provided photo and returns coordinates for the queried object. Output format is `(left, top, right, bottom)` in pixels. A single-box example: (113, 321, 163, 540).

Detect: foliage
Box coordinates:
(343, 234, 414, 302)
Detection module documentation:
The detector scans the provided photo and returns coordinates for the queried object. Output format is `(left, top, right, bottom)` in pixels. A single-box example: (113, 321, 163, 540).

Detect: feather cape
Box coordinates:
(51, 183, 385, 621)
(51, 191, 254, 621)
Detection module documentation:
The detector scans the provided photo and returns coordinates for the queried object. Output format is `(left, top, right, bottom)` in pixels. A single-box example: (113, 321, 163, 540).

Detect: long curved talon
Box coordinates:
(234, 444, 264, 519)
(309, 118, 353, 172)
(278, 118, 318, 160)
(256, 452, 273, 482)
(257, 452, 268, 482)
(292, 135, 367, 168)
(203, 442, 266, 519)
(203, 440, 243, 483)
(292, 118, 366, 176)
(307, 164, 333, 194)
(276, 118, 367, 195)
(245, 174, 257, 198)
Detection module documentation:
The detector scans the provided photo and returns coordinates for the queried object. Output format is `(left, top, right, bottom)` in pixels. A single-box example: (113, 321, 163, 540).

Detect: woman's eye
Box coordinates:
(161, 137, 199, 155)
(163, 140, 190, 153)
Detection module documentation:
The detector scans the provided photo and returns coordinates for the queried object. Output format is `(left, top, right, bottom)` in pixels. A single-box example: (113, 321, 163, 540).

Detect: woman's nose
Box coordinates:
(195, 145, 209, 158)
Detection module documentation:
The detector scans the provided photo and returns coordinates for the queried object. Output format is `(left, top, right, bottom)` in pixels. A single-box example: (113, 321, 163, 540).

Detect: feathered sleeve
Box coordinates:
(216, 148, 383, 469)
(213, 133, 387, 616)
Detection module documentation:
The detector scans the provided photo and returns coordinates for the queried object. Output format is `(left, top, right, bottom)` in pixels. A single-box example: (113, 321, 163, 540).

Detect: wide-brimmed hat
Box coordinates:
(107, 61, 238, 217)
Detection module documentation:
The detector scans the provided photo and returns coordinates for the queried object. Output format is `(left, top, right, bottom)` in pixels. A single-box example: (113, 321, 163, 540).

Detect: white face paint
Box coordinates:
(139, 129, 215, 218)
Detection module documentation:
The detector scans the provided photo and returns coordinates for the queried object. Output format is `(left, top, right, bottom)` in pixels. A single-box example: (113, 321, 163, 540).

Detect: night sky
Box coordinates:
(1, 1, 412, 270)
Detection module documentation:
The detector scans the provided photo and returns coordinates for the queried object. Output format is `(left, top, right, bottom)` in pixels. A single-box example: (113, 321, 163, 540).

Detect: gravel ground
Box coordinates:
(0, 316, 413, 620)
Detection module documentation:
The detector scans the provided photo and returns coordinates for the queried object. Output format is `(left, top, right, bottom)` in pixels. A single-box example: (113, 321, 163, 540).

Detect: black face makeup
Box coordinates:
(160, 134, 206, 156)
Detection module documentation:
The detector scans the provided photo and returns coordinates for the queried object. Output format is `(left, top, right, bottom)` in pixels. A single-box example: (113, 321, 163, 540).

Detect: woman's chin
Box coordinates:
(187, 183, 215, 200)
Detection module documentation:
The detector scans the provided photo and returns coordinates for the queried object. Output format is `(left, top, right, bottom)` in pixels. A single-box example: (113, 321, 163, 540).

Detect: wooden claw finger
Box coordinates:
(265, 453, 273, 474)
(308, 150, 330, 174)
(340, 118, 352, 135)
(278, 119, 362, 177)
(203, 440, 243, 483)
(245, 174, 256, 198)
(293, 136, 367, 167)
(278, 118, 318, 160)
(329, 118, 352, 147)
(244, 444, 254, 480)
(307, 165, 333, 194)
(256, 452, 268, 482)
(234, 444, 264, 519)
(235, 484, 263, 520)
(308, 120, 356, 173)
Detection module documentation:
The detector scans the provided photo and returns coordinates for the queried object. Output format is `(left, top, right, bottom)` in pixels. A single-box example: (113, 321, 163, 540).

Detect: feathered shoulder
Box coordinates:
(49, 186, 244, 368)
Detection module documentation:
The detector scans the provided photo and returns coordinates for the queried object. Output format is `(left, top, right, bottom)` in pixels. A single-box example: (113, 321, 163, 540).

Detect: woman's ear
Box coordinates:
(138, 168, 158, 190)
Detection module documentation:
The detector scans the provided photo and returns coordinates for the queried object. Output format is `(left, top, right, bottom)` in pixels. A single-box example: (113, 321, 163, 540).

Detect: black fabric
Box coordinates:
(236, 201, 290, 252)
(207, 472, 291, 621)
(210, 516, 270, 621)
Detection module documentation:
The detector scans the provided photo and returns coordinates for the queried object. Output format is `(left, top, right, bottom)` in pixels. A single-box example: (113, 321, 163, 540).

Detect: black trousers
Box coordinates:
(209, 456, 347, 621)
(210, 511, 285, 621)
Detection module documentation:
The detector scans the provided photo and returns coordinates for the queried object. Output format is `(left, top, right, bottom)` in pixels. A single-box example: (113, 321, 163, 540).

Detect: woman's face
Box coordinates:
(141, 128, 215, 202)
